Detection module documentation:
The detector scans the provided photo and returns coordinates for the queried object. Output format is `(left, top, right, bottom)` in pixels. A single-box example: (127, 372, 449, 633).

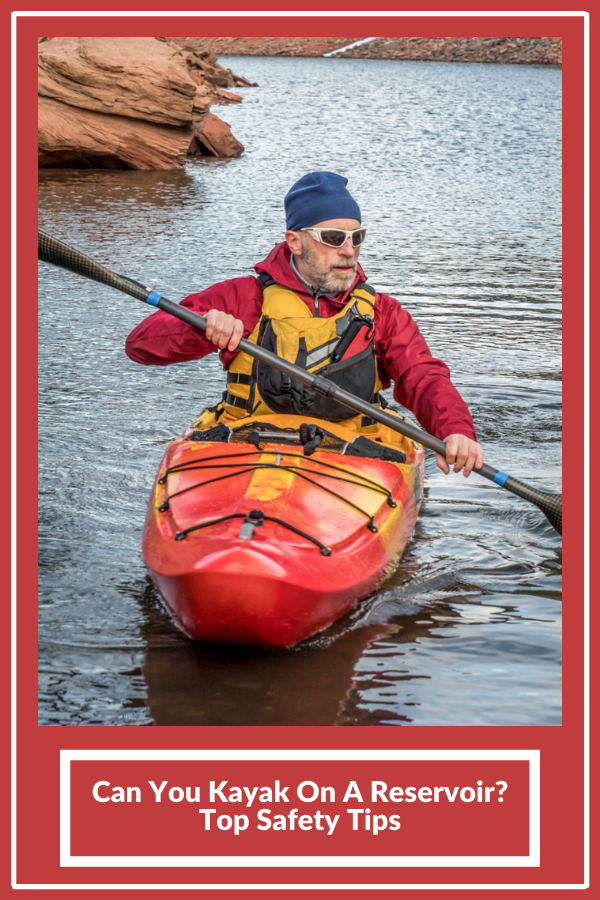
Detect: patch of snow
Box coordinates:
(323, 37, 380, 58)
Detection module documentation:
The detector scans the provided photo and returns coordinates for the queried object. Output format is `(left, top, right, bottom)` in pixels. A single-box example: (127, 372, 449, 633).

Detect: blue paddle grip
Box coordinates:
(146, 290, 162, 306)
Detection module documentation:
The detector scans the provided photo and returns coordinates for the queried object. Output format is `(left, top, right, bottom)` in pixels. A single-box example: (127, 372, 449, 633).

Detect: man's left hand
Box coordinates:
(436, 434, 484, 477)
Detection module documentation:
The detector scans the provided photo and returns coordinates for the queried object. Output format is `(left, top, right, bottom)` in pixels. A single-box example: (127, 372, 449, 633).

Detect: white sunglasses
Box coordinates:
(300, 226, 367, 248)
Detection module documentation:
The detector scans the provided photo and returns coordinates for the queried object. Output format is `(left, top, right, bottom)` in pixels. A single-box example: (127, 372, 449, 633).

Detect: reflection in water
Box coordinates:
(38, 167, 202, 211)
(142, 624, 384, 728)
(38, 56, 561, 726)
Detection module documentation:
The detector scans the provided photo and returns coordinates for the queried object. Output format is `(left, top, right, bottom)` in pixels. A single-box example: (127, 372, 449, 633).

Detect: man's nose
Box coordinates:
(339, 237, 356, 257)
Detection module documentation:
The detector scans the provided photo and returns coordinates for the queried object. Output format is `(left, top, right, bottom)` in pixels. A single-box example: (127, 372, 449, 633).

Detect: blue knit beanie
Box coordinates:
(284, 172, 361, 232)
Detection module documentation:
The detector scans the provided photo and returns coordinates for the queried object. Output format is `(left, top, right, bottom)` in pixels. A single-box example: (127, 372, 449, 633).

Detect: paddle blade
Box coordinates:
(503, 475, 562, 535)
(38, 230, 149, 303)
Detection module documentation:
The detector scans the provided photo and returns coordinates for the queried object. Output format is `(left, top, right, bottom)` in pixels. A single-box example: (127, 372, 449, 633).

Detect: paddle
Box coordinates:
(38, 229, 562, 535)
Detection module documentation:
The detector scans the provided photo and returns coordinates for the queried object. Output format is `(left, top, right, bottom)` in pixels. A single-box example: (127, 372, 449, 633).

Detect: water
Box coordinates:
(38, 56, 562, 726)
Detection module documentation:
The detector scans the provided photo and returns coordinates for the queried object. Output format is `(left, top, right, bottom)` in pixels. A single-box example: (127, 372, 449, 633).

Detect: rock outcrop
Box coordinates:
(166, 38, 259, 85)
(207, 88, 242, 105)
(38, 96, 195, 169)
(189, 112, 244, 159)
(38, 36, 251, 169)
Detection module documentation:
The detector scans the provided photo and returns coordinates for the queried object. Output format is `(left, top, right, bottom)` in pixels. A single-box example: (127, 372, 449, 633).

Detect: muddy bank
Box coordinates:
(170, 35, 561, 66)
(340, 36, 561, 65)
(167, 36, 359, 58)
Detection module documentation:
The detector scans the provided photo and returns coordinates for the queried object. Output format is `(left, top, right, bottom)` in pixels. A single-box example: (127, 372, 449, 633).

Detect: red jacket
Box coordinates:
(125, 243, 476, 441)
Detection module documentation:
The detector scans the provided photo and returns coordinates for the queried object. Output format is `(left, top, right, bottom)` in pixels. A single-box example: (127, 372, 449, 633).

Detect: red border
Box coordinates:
(14, 6, 590, 894)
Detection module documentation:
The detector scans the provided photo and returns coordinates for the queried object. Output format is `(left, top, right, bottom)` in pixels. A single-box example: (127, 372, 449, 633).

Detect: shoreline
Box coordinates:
(168, 36, 562, 67)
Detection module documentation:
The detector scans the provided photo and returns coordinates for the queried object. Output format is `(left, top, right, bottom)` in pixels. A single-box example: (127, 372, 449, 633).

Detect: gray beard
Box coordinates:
(298, 235, 357, 293)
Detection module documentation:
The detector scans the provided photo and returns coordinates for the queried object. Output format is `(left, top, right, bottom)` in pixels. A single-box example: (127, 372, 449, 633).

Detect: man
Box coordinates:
(126, 171, 483, 476)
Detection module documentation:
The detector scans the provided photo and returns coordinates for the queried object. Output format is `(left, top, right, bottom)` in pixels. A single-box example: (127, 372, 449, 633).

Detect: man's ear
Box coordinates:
(285, 230, 302, 256)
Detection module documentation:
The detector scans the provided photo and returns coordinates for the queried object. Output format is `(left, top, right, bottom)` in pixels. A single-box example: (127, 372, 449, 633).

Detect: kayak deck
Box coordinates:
(143, 413, 424, 648)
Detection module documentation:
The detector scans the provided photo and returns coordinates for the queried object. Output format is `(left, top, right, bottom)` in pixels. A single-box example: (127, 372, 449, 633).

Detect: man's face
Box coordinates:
(286, 218, 361, 293)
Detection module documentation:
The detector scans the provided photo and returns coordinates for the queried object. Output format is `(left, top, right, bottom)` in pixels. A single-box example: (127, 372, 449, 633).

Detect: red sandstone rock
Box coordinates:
(38, 96, 194, 169)
(38, 36, 247, 169)
(189, 112, 244, 159)
(38, 37, 198, 127)
(211, 88, 243, 105)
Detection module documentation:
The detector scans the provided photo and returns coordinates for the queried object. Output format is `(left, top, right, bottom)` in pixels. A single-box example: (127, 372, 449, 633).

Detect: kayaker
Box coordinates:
(126, 171, 484, 477)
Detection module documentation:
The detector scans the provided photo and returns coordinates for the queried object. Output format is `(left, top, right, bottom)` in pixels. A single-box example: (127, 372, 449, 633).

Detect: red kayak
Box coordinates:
(143, 412, 424, 648)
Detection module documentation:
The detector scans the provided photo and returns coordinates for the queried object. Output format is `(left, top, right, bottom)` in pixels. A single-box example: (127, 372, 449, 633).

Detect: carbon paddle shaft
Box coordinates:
(38, 229, 562, 534)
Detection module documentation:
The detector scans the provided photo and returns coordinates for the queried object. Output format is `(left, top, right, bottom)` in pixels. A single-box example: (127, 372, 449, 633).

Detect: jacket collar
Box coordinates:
(254, 242, 367, 308)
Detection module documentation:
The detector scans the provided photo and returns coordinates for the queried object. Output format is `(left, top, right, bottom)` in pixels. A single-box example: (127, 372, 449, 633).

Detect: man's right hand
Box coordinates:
(436, 434, 484, 477)
(205, 309, 244, 351)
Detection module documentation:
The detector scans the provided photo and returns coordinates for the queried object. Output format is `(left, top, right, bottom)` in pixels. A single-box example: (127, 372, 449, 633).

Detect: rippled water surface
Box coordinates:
(38, 57, 562, 726)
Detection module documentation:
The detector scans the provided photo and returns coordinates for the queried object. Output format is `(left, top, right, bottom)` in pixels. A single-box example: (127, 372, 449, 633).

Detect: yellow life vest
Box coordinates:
(222, 275, 383, 431)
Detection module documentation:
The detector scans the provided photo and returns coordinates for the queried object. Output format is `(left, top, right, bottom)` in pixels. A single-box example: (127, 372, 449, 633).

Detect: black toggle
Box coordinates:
(299, 423, 324, 456)
(247, 432, 262, 448)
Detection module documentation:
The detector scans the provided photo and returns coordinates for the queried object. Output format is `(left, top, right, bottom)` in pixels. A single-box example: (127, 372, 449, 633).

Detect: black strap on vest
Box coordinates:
(222, 390, 248, 409)
(353, 281, 376, 298)
(226, 372, 252, 386)
(360, 392, 388, 427)
(257, 271, 276, 289)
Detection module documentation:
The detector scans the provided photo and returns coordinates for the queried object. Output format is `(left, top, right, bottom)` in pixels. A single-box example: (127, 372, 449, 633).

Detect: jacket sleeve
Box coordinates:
(124, 276, 263, 367)
(374, 293, 477, 441)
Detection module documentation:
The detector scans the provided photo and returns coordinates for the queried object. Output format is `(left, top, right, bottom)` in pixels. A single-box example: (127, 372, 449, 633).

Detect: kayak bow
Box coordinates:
(142, 411, 424, 646)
